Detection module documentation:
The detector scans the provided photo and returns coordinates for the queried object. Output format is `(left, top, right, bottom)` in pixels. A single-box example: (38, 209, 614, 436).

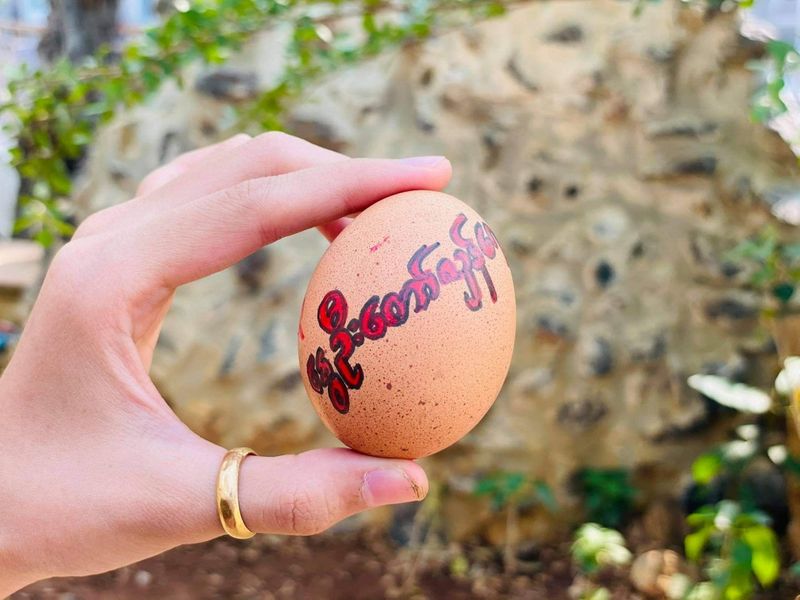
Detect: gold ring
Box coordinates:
(216, 447, 258, 539)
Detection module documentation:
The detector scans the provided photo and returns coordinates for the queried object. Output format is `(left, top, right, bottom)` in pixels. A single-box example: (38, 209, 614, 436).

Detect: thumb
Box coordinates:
(177, 446, 428, 543)
(236, 448, 428, 536)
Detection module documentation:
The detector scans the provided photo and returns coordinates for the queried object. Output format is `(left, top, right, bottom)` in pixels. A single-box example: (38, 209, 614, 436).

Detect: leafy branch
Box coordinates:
(751, 40, 799, 125)
(726, 226, 800, 312)
(0, 0, 509, 245)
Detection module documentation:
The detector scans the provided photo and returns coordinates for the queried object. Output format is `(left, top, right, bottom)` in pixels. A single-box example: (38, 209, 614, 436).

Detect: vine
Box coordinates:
(0, 0, 507, 245)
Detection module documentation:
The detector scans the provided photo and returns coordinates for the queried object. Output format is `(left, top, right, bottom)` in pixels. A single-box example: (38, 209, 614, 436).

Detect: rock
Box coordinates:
(0, 240, 45, 290)
(578, 336, 615, 377)
(673, 156, 717, 176)
(629, 550, 689, 598)
(704, 295, 759, 322)
(594, 261, 615, 289)
(645, 118, 718, 139)
(557, 397, 608, 429)
(195, 69, 258, 102)
(546, 25, 584, 44)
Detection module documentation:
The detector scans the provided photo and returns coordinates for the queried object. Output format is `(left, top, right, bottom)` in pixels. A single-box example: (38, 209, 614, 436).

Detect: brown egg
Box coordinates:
(297, 191, 516, 458)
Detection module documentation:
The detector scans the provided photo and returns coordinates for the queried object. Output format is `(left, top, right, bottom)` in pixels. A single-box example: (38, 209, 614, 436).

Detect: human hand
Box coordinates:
(0, 132, 451, 595)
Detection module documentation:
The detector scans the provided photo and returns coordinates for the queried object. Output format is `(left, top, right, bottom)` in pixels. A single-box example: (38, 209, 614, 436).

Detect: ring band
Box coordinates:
(216, 447, 258, 539)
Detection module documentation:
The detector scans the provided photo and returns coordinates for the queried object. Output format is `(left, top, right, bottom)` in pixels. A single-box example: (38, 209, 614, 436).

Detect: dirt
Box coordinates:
(12, 529, 800, 599)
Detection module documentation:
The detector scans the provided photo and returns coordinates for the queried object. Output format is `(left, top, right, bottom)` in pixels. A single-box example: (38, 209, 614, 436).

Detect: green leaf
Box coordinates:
(790, 561, 800, 578)
(692, 453, 723, 485)
(34, 228, 54, 247)
(741, 524, 780, 587)
(783, 243, 800, 263)
(534, 481, 558, 512)
(766, 39, 799, 66)
(685, 526, 712, 561)
(772, 282, 795, 304)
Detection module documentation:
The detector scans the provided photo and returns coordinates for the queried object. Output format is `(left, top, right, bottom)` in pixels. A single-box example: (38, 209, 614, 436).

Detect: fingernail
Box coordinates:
(362, 468, 424, 507)
(398, 155, 446, 168)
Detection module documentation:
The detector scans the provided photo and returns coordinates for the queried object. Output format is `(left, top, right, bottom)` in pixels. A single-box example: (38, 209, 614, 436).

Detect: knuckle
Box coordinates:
(136, 165, 173, 196)
(254, 130, 294, 150)
(222, 177, 281, 245)
(73, 209, 111, 238)
(47, 240, 91, 283)
(230, 133, 253, 145)
(44, 239, 123, 319)
(272, 488, 333, 536)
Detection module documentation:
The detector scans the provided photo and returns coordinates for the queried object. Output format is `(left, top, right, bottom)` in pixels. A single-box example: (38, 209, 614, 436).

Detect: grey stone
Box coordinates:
(545, 25, 583, 43)
(580, 336, 614, 377)
(673, 155, 718, 176)
(704, 297, 759, 321)
(195, 69, 258, 101)
(557, 397, 608, 429)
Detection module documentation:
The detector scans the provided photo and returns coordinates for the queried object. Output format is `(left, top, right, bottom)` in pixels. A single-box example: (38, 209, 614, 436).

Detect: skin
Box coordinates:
(0, 132, 452, 596)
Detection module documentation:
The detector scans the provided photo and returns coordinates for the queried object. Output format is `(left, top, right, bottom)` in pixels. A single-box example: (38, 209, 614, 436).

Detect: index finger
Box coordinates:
(118, 156, 452, 289)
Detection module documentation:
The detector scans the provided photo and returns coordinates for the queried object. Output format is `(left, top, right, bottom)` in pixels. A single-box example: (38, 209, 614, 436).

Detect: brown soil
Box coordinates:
(12, 530, 800, 599)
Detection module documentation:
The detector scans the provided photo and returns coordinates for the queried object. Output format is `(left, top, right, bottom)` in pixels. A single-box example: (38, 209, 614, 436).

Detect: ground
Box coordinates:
(12, 527, 800, 599)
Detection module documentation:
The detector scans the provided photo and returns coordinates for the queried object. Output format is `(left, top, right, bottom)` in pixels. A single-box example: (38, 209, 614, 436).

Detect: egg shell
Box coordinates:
(298, 190, 516, 458)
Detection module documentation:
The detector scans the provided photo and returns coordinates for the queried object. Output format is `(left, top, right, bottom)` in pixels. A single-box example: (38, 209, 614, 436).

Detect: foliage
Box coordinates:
(575, 468, 637, 529)
(689, 431, 762, 510)
(571, 523, 632, 574)
(727, 227, 800, 311)
(688, 422, 800, 520)
(637, 0, 798, 130)
(685, 500, 780, 599)
(473, 471, 557, 512)
(580, 587, 611, 600)
(751, 40, 799, 125)
(0, 0, 509, 245)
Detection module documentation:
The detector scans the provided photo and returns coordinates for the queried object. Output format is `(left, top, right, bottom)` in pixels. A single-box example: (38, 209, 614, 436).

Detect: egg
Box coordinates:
(297, 191, 516, 458)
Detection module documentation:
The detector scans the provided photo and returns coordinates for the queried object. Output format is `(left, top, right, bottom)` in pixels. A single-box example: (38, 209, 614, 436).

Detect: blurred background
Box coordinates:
(3, 0, 800, 598)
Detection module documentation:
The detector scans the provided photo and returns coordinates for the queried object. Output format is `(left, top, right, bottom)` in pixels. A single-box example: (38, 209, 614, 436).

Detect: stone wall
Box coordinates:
(70, 0, 800, 537)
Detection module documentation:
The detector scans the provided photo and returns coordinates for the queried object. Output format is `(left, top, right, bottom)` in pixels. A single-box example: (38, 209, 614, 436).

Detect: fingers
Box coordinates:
(136, 134, 252, 197)
(125, 156, 451, 288)
(317, 217, 353, 242)
(139, 131, 347, 207)
(238, 448, 428, 535)
(77, 132, 349, 238)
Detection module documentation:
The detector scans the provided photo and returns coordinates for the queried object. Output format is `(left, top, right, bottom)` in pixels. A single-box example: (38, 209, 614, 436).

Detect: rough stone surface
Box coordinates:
(63, 1, 800, 531)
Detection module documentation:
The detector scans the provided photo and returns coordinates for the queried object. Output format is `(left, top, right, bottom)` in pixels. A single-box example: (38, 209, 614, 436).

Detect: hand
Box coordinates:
(0, 132, 451, 595)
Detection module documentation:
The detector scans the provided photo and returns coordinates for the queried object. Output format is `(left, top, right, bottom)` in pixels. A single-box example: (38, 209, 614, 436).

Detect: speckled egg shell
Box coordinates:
(297, 191, 516, 459)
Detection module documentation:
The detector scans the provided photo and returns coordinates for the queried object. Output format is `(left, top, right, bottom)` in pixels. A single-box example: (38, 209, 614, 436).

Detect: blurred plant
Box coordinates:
(751, 40, 799, 125)
(579, 587, 612, 600)
(686, 358, 800, 520)
(685, 500, 780, 599)
(726, 227, 800, 313)
(637, 0, 798, 132)
(688, 424, 789, 514)
(0, 0, 510, 245)
(474, 471, 557, 512)
(574, 468, 637, 529)
(571, 523, 632, 574)
(791, 560, 800, 579)
(473, 471, 556, 573)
